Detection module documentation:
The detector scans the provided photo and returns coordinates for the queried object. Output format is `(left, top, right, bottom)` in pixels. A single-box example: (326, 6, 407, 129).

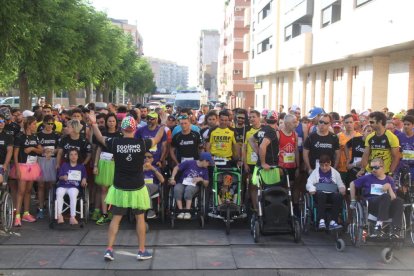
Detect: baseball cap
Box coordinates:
(261, 109, 269, 117)
(121, 116, 137, 132)
(199, 152, 215, 166)
(290, 104, 300, 112)
(393, 112, 404, 120)
(22, 110, 34, 118)
(332, 121, 342, 128)
(359, 110, 370, 117)
(308, 107, 325, 119)
(147, 111, 159, 119)
(266, 110, 278, 122)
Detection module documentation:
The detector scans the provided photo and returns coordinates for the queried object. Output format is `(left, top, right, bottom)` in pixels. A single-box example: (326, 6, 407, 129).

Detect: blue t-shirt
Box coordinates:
(172, 124, 201, 137)
(58, 163, 87, 189)
(178, 160, 209, 183)
(353, 174, 396, 199)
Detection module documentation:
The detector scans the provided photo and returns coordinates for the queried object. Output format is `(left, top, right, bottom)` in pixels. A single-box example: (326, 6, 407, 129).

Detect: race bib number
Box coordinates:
(149, 144, 157, 153)
(283, 152, 295, 163)
(250, 152, 258, 162)
(100, 152, 113, 161)
(298, 137, 303, 147)
(370, 184, 385, 196)
(353, 157, 362, 166)
(182, 157, 194, 162)
(213, 156, 228, 166)
(402, 150, 414, 160)
(144, 178, 154, 185)
(26, 155, 38, 164)
(183, 177, 196, 186)
(68, 170, 82, 181)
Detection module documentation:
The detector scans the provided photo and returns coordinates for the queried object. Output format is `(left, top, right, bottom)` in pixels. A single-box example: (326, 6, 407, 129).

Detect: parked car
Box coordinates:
(0, 97, 36, 108)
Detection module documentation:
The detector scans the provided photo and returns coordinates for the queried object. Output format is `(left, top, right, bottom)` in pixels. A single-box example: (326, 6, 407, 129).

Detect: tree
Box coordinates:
(125, 58, 156, 103)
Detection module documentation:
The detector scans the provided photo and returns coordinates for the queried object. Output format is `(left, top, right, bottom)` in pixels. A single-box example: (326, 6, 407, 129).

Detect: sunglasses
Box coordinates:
(236, 116, 245, 120)
(177, 115, 189, 120)
(369, 120, 376, 124)
(318, 120, 330, 125)
(147, 117, 157, 121)
(0, 120, 5, 123)
(144, 155, 153, 159)
(46, 122, 54, 125)
(370, 165, 382, 170)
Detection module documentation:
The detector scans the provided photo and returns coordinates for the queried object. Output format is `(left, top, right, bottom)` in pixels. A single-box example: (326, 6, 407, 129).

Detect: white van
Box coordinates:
(173, 90, 207, 111)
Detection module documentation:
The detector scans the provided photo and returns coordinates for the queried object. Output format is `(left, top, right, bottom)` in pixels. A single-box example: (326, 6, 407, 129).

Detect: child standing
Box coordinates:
(57, 148, 87, 224)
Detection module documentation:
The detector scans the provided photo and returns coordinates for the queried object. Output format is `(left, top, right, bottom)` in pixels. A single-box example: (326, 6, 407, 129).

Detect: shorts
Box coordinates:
(110, 205, 145, 216)
(174, 183, 199, 201)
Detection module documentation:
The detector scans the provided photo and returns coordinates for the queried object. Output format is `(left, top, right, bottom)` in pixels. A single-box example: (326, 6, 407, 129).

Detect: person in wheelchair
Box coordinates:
(143, 151, 164, 219)
(168, 152, 213, 219)
(306, 154, 346, 230)
(56, 148, 87, 225)
(350, 157, 404, 237)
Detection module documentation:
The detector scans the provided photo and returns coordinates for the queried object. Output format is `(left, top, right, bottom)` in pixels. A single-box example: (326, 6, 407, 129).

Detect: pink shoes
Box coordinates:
(22, 213, 36, 223)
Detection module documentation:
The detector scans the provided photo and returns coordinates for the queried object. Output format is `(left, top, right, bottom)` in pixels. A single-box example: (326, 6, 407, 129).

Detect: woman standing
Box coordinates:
(12, 116, 42, 226)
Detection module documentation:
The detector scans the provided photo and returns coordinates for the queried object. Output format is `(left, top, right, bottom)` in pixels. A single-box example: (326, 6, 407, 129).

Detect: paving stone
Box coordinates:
(393, 247, 414, 269)
(269, 247, 323, 268)
(106, 248, 152, 270)
(61, 247, 109, 269)
(156, 229, 194, 246)
(152, 247, 195, 269)
(227, 229, 255, 245)
(191, 230, 229, 246)
(4, 228, 87, 245)
(309, 246, 404, 269)
(18, 247, 73, 269)
(232, 247, 277, 268)
(301, 231, 341, 246)
(79, 229, 107, 245)
(0, 247, 31, 268)
(278, 269, 414, 276)
(195, 247, 236, 269)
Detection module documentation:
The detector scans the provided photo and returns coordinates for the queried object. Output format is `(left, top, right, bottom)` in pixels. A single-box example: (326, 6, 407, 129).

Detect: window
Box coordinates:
(333, 68, 343, 81)
(352, 66, 359, 79)
(321, 0, 341, 28)
(251, 49, 255, 59)
(233, 70, 242, 75)
(285, 25, 293, 41)
(355, 0, 372, 8)
(258, 1, 272, 22)
(257, 36, 272, 54)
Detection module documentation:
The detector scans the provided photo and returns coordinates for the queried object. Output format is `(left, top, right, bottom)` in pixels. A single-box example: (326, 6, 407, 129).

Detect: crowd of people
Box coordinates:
(0, 98, 412, 261)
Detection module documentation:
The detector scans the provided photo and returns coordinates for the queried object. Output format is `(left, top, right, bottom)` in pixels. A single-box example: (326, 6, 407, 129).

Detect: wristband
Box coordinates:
(351, 199, 356, 202)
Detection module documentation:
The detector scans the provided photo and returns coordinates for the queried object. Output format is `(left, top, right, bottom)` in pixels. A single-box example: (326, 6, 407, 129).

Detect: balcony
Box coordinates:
(243, 33, 250, 53)
(243, 60, 250, 78)
(279, 32, 312, 70)
(244, 7, 251, 27)
(284, 0, 314, 26)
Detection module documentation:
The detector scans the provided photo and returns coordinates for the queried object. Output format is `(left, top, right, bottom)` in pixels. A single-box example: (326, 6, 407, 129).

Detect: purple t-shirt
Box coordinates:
(318, 168, 333, 183)
(134, 126, 166, 164)
(353, 174, 396, 199)
(58, 162, 87, 189)
(397, 132, 414, 168)
(178, 160, 209, 183)
(144, 166, 161, 185)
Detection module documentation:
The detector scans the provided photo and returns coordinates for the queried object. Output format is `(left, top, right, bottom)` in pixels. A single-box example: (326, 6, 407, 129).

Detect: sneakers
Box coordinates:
(183, 212, 191, 220)
(22, 213, 36, 223)
(318, 219, 326, 230)
(137, 250, 152, 260)
(14, 217, 21, 227)
(91, 209, 101, 221)
(177, 212, 185, 219)
(36, 209, 45, 219)
(372, 224, 382, 237)
(96, 215, 111, 225)
(329, 220, 342, 230)
(390, 226, 401, 239)
(146, 210, 156, 219)
(104, 249, 114, 261)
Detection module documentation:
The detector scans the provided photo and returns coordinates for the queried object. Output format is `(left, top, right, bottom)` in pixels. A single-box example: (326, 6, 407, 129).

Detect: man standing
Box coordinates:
(89, 114, 165, 261)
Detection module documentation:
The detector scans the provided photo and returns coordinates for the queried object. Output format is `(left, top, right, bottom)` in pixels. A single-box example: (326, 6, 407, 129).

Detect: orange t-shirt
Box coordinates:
(337, 132, 362, 172)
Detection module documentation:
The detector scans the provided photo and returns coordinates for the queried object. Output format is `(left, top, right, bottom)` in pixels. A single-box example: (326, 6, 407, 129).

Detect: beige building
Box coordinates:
(217, 0, 255, 108)
(146, 57, 188, 92)
(246, 0, 414, 114)
(111, 18, 144, 56)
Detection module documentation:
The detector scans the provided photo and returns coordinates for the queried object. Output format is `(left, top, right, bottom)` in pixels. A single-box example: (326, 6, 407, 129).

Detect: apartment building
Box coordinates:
(110, 18, 144, 56)
(247, 0, 414, 114)
(146, 57, 189, 92)
(217, 0, 255, 108)
(197, 30, 220, 100)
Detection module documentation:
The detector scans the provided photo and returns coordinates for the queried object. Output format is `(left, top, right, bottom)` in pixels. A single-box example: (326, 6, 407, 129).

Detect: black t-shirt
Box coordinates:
(234, 125, 251, 144)
(171, 130, 202, 162)
(37, 131, 60, 157)
(200, 127, 210, 143)
(105, 137, 152, 191)
(5, 122, 21, 136)
(14, 133, 40, 163)
(304, 132, 339, 169)
(253, 125, 279, 166)
(346, 136, 365, 164)
(0, 131, 13, 164)
(58, 136, 92, 163)
(93, 130, 123, 152)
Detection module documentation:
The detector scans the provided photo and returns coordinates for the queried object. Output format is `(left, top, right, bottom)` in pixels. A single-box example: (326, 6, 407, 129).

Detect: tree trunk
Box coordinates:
(85, 83, 92, 103)
(68, 89, 77, 107)
(46, 76, 55, 105)
(19, 70, 31, 110)
(96, 87, 102, 102)
(103, 82, 109, 103)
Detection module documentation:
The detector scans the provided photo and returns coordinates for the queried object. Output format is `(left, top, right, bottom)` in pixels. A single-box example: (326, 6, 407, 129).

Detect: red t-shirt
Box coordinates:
(278, 130, 297, 169)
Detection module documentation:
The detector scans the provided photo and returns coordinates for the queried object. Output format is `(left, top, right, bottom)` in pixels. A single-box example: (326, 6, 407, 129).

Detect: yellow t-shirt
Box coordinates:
(208, 127, 236, 158)
(36, 121, 63, 134)
(365, 130, 399, 173)
(245, 127, 260, 165)
(337, 132, 362, 172)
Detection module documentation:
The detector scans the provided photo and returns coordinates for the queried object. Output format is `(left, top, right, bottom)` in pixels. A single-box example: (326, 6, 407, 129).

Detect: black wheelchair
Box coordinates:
(396, 165, 414, 244)
(0, 180, 13, 233)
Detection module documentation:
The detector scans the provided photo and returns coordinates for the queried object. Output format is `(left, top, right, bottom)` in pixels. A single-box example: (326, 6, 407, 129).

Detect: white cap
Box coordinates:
(22, 110, 34, 118)
(359, 110, 370, 117)
(290, 104, 300, 112)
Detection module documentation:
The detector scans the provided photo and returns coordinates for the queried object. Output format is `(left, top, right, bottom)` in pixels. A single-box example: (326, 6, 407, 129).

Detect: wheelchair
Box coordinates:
(0, 180, 13, 233)
(349, 194, 406, 263)
(251, 166, 301, 243)
(395, 166, 414, 244)
(300, 183, 348, 251)
(168, 181, 206, 229)
(208, 164, 246, 234)
(48, 183, 89, 228)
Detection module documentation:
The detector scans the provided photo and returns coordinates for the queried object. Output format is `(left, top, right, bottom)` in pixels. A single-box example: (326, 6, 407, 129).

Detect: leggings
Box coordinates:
(56, 187, 79, 217)
(368, 194, 404, 227)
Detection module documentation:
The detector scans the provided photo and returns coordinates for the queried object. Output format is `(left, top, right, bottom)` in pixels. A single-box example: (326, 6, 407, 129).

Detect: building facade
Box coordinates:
(110, 18, 144, 56)
(146, 57, 189, 92)
(246, 0, 414, 114)
(217, 0, 255, 108)
(197, 30, 220, 100)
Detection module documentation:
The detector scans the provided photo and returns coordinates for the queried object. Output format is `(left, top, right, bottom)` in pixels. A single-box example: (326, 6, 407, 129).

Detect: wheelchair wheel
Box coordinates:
(293, 220, 301, 243)
(253, 220, 260, 243)
(48, 187, 55, 227)
(160, 185, 165, 224)
(381, 247, 393, 264)
(1, 191, 13, 232)
(250, 213, 256, 235)
(199, 215, 205, 228)
(410, 207, 414, 245)
(83, 187, 89, 224)
(336, 238, 346, 252)
(350, 202, 364, 247)
(225, 206, 230, 235)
